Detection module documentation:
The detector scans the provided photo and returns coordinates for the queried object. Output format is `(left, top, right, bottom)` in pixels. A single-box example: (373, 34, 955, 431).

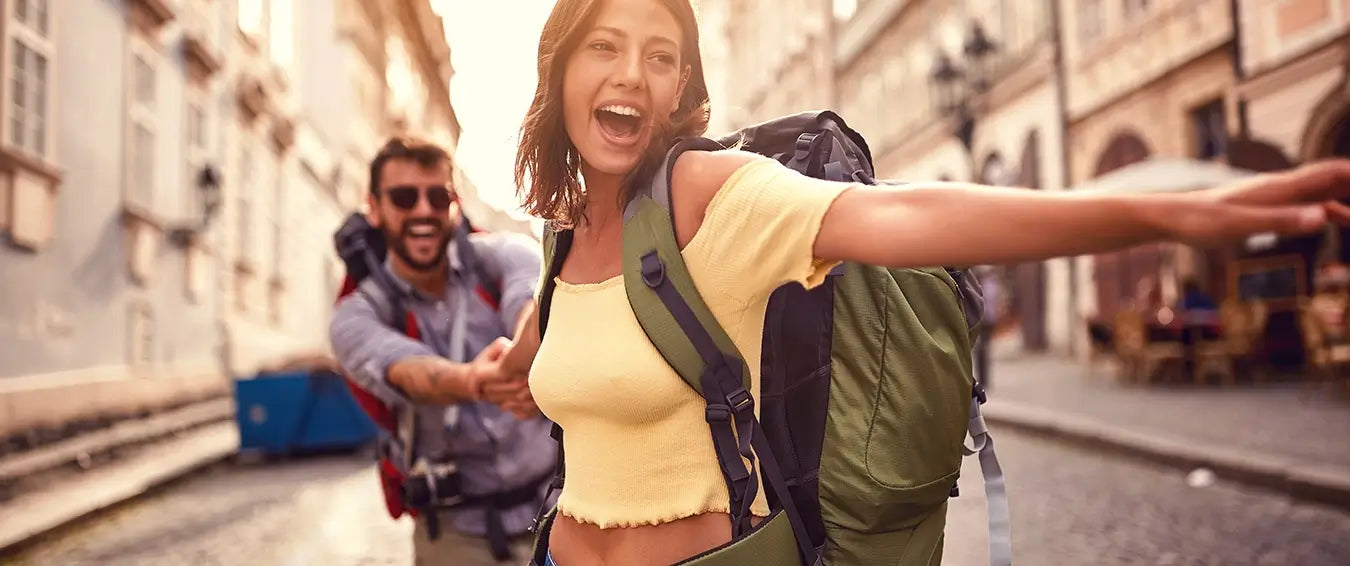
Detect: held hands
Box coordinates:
(1175, 160, 1350, 247)
(469, 337, 540, 421)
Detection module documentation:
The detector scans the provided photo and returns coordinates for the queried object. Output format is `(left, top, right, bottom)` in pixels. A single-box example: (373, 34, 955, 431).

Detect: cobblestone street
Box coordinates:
(943, 426, 1350, 566)
(6, 425, 1349, 565)
(5, 453, 412, 566)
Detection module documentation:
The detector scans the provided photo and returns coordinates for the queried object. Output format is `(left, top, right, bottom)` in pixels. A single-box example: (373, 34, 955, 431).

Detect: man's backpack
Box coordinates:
(532, 111, 1010, 565)
(331, 212, 503, 522)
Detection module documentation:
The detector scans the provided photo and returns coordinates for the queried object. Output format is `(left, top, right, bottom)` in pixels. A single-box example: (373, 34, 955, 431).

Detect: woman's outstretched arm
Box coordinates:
(813, 162, 1350, 268)
(671, 148, 1350, 270)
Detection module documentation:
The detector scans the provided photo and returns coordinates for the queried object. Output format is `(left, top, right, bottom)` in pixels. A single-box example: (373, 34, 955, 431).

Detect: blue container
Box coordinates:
(234, 369, 378, 455)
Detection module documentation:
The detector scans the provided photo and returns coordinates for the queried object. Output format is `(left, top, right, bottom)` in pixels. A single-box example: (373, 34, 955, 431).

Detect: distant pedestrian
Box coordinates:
(974, 266, 1001, 391)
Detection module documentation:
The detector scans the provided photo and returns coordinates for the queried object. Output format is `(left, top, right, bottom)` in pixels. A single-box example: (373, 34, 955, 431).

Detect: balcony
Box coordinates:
(235, 72, 271, 122)
(126, 0, 177, 34)
(181, 4, 223, 81)
(270, 114, 296, 152)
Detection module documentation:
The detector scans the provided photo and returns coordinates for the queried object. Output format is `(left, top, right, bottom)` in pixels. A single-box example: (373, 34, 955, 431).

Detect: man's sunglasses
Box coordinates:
(383, 185, 456, 210)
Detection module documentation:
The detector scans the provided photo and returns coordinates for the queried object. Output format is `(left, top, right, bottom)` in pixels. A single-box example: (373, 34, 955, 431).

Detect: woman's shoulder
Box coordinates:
(668, 148, 776, 216)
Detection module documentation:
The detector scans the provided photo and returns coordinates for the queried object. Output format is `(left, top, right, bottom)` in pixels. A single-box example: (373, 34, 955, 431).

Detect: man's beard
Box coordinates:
(386, 219, 454, 272)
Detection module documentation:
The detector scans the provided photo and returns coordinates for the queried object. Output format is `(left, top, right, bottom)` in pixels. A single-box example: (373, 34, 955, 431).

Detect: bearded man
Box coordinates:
(328, 137, 554, 565)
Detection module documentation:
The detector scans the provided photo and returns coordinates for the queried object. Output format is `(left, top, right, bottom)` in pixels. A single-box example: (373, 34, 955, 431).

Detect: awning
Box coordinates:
(1069, 157, 1256, 194)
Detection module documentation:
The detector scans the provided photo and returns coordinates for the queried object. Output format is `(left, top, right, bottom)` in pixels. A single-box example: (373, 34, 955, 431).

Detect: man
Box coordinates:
(329, 137, 553, 565)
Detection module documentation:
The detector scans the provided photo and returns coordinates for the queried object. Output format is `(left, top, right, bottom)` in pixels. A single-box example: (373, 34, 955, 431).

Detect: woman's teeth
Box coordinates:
(598, 104, 642, 117)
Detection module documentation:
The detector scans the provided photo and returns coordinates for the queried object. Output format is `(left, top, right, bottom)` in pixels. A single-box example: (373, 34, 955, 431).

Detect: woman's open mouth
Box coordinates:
(594, 104, 644, 147)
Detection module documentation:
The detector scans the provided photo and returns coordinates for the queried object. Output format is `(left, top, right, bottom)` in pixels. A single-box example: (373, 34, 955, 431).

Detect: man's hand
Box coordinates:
(467, 337, 512, 398)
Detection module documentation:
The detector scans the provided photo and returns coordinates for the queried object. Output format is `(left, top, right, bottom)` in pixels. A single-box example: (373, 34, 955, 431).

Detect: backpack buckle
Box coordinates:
(705, 404, 731, 423)
(973, 383, 988, 404)
(726, 387, 753, 413)
(640, 253, 665, 288)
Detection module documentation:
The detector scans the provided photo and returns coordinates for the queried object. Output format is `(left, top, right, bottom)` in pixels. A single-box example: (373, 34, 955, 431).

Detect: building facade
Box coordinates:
(0, 0, 506, 440)
(1060, 0, 1242, 327)
(1238, 0, 1350, 167)
(0, 0, 231, 440)
(835, 0, 1072, 353)
(219, 0, 468, 376)
(721, 0, 836, 127)
(695, 0, 736, 136)
(713, 0, 1350, 356)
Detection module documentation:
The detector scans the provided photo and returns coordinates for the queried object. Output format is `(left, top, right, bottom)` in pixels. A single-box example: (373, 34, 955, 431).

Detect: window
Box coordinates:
(269, 0, 293, 70)
(884, 59, 905, 145)
(7, 0, 51, 159)
(270, 152, 285, 276)
(833, 0, 857, 22)
(184, 96, 208, 220)
(1122, 0, 1151, 21)
(1078, 0, 1103, 48)
(237, 146, 254, 263)
(1190, 99, 1227, 160)
(238, 0, 265, 39)
(187, 103, 205, 150)
(125, 45, 158, 211)
(127, 302, 155, 365)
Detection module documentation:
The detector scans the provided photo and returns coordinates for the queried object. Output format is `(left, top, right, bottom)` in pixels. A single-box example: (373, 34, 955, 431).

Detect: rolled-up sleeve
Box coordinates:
(485, 232, 544, 331)
(328, 291, 431, 407)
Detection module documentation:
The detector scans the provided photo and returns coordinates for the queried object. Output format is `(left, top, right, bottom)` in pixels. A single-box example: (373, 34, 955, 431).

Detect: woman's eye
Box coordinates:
(589, 41, 615, 52)
(650, 53, 675, 64)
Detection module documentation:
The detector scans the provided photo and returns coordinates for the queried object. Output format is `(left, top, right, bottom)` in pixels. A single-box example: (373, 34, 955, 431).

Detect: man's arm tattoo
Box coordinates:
(398, 361, 469, 405)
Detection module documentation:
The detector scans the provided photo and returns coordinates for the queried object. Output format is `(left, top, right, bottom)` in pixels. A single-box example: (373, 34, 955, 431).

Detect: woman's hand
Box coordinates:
(1170, 160, 1350, 248)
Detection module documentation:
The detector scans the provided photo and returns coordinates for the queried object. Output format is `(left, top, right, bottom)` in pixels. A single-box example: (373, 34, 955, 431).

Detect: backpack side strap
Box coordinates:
(964, 387, 1012, 566)
(531, 225, 572, 535)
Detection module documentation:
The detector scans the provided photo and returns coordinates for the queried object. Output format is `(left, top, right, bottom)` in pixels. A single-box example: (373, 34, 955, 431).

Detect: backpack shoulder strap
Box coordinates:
(537, 222, 571, 341)
(456, 217, 509, 305)
(355, 275, 413, 336)
(621, 138, 816, 558)
(532, 222, 572, 537)
(619, 136, 744, 395)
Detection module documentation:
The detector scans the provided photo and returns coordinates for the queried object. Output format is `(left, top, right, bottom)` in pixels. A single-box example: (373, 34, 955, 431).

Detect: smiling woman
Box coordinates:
(497, 1, 1350, 566)
(515, 0, 708, 229)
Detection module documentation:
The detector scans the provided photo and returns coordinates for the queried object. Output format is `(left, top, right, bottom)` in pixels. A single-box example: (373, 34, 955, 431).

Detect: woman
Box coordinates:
(492, 0, 1350, 564)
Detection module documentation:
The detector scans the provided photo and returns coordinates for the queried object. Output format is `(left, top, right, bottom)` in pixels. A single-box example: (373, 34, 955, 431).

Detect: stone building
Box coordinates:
(0, 0, 505, 441)
(1237, 0, 1350, 265)
(1060, 0, 1244, 326)
(720, 0, 837, 127)
(715, 0, 1073, 352)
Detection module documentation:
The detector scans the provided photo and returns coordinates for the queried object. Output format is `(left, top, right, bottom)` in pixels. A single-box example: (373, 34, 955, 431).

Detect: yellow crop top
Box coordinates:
(528, 155, 852, 529)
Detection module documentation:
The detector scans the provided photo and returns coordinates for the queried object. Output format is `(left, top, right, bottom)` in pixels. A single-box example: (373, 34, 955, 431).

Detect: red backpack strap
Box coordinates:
(333, 275, 418, 434)
(475, 283, 501, 311)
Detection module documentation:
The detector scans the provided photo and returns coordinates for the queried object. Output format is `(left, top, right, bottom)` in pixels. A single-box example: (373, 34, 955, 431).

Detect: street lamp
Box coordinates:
(928, 19, 999, 157)
(168, 163, 223, 247)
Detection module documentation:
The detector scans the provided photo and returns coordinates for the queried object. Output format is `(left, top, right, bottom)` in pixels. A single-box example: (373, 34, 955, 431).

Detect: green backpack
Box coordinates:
(528, 111, 1010, 566)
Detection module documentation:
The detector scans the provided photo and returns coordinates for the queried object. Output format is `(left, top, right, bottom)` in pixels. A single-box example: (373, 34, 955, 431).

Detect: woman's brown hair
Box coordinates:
(514, 0, 711, 228)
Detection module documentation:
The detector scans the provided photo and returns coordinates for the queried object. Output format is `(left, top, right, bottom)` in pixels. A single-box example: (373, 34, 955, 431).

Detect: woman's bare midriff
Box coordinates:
(549, 511, 764, 565)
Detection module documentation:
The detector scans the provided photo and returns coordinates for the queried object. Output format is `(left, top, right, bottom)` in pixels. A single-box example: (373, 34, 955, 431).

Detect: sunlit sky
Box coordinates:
(432, 0, 554, 221)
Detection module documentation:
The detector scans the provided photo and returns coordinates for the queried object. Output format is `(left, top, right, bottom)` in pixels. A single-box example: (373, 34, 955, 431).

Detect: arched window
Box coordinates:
(1093, 130, 1151, 176)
